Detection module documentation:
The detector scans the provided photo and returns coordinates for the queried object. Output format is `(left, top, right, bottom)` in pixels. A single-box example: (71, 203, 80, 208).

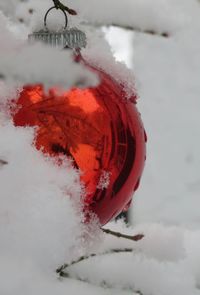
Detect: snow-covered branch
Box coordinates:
(50, 0, 169, 37)
(68, 0, 198, 35)
(1, 0, 199, 37)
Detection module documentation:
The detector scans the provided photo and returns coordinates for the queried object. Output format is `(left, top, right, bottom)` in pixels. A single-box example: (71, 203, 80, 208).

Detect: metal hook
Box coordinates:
(44, 6, 68, 31)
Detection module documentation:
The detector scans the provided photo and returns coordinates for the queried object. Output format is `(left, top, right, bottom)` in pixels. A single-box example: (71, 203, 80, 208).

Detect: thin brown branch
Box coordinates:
(59, 271, 143, 295)
(102, 228, 144, 242)
(56, 248, 133, 274)
(52, 0, 77, 15)
(83, 21, 170, 38)
(111, 23, 170, 38)
(56, 248, 144, 294)
(0, 159, 8, 166)
(0, 73, 5, 80)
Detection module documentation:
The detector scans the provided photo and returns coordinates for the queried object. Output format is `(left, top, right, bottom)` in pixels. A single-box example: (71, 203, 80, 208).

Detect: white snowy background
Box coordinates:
(1, 0, 200, 294)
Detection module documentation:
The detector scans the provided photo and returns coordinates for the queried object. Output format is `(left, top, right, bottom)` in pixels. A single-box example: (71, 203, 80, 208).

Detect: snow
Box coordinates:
(82, 28, 137, 99)
(0, 42, 98, 88)
(12, 0, 200, 35)
(103, 26, 134, 69)
(1, 0, 200, 295)
(0, 123, 85, 293)
(133, 24, 200, 228)
(0, 123, 83, 259)
(97, 171, 111, 190)
(0, 12, 98, 90)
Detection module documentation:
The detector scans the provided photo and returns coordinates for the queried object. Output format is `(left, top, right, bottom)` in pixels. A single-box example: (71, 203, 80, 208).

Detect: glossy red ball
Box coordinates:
(13, 68, 146, 225)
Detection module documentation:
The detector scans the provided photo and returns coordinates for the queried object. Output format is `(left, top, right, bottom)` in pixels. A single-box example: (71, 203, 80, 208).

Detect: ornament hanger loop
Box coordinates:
(44, 6, 68, 31)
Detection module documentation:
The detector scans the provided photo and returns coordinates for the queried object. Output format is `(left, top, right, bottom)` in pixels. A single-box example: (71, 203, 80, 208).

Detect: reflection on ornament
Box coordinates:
(13, 68, 146, 225)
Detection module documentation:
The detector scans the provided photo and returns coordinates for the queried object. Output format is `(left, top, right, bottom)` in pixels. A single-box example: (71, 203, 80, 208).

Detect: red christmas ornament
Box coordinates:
(12, 4, 146, 225)
(13, 65, 146, 225)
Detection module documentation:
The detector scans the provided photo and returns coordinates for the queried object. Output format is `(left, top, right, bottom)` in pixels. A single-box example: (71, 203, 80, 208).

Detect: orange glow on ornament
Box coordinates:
(13, 69, 146, 225)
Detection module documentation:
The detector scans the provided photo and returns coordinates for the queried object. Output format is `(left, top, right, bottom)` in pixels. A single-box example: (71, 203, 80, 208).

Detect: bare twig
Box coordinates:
(56, 226, 145, 293)
(0, 73, 5, 80)
(59, 272, 143, 294)
(110, 24, 170, 38)
(57, 228, 144, 281)
(52, 0, 77, 15)
(56, 248, 133, 275)
(56, 248, 145, 294)
(102, 228, 144, 242)
(50, 1, 169, 37)
(82, 21, 170, 38)
(0, 159, 8, 166)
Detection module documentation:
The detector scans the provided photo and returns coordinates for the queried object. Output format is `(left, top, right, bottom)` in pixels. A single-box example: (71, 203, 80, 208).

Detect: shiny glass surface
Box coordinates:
(13, 70, 146, 225)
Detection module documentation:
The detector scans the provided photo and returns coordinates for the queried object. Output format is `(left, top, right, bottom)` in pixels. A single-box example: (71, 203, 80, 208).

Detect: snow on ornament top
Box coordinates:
(28, 6, 87, 49)
(13, 5, 146, 225)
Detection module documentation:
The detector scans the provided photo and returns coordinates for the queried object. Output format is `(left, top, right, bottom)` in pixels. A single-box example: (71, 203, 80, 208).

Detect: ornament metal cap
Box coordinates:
(28, 6, 87, 49)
